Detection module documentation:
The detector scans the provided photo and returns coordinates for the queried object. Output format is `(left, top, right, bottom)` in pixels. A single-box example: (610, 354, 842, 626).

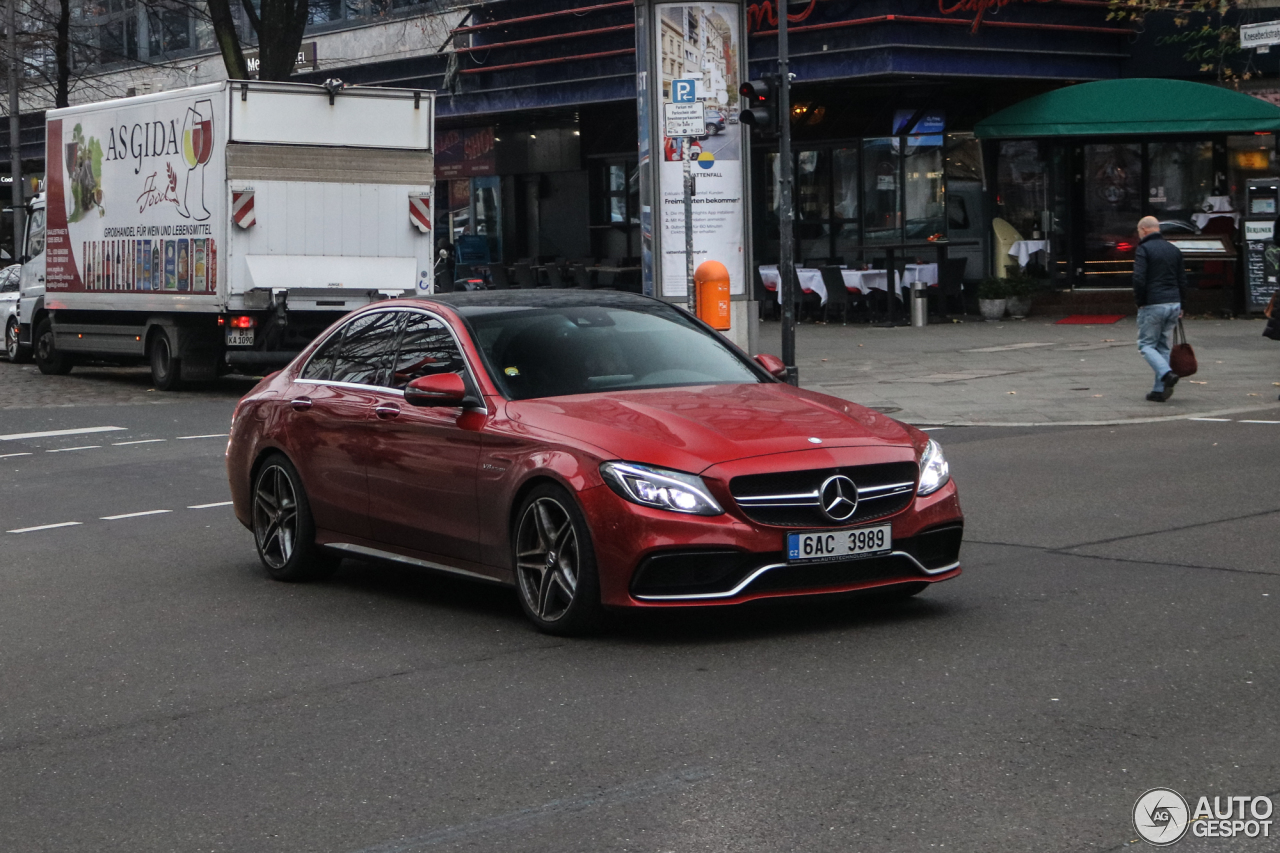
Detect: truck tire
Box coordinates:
(6, 317, 31, 363)
(34, 318, 73, 375)
(148, 328, 182, 391)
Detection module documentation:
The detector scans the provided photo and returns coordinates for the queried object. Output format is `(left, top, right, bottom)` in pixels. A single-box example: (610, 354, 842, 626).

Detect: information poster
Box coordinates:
(1243, 219, 1278, 311)
(654, 2, 745, 298)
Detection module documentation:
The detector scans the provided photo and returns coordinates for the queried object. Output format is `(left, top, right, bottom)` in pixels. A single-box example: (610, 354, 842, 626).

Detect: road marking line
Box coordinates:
(100, 509, 172, 520)
(188, 501, 233, 509)
(1188, 417, 1231, 422)
(46, 445, 101, 453)
(1239, 420, 1280, 424)
(0, 452, 33, 459)
(0, 426, 125, 441)
(8, 521, 82, 534)
(176, 433, 228, 440)
(112, 438, 167, 446)
(919, 427, 946, 431)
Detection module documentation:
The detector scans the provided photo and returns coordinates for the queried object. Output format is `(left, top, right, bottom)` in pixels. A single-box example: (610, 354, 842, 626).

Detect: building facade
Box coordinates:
(6, 0, 1280, 306)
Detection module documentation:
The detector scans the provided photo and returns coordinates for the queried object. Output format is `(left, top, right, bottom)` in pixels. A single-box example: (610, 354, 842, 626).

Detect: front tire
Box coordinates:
(513, 484, 603, 635)
(252, 454, 339, 582)
(148, 328, 182, 391)
(34, 318, 72, 375)
(6, 318, 31, 363)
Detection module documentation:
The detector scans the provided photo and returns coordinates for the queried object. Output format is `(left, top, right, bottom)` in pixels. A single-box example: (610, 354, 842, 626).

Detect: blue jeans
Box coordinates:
(1137, 303, 1181, 393)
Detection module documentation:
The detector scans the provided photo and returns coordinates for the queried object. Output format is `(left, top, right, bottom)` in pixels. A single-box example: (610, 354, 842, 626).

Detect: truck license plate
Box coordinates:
(226, 328, 254, 347)
(787, 524, 892, 563)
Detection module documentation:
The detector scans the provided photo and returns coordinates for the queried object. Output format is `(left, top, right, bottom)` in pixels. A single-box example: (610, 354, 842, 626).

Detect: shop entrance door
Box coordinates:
(1080, 143, 1142, 287)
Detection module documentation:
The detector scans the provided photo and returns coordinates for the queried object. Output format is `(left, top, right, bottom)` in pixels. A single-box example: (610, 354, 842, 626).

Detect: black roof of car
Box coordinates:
(429, 289, 665, 314)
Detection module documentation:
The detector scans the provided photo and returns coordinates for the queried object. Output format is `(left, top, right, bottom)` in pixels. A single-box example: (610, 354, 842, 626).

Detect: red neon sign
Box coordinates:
(747, 0, 817, 32)
(938, 0, 1053, 33)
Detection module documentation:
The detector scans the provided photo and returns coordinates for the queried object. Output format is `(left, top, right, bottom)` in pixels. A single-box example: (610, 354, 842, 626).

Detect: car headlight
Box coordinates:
(600, 461, 723, 516)
(917, 439, 950, 496)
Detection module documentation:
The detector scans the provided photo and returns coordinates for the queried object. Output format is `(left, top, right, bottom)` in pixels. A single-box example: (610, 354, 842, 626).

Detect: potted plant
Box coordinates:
(1004, 274, 1036, 318)
(977, 278, 1007, 321)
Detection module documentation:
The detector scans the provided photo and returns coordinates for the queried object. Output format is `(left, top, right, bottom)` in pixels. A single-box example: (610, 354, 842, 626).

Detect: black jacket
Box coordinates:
(1133, 232, 1187, 307)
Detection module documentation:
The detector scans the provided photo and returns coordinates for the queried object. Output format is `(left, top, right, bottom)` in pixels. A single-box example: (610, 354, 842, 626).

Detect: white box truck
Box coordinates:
(12, 80, 436, 389)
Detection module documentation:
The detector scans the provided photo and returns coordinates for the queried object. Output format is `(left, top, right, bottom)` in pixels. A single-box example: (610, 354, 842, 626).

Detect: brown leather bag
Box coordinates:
(1170, 320, 1198, 377)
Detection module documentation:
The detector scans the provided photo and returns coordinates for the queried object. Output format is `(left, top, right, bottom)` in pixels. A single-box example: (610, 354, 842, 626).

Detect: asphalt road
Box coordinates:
(2, 365, 1278, 852)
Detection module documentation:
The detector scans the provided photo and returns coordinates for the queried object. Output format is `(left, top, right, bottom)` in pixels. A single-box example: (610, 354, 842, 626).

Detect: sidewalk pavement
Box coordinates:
(757, 315, 1280, 426)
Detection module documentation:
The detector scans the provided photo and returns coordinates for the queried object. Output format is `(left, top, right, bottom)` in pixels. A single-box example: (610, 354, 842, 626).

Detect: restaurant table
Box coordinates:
(902, 263, 939, 287)
(760, 265, 827, 304)
(836, 241, 977, 326)
(840, 269, 898, 293)
(1007, 240, 1048, 268)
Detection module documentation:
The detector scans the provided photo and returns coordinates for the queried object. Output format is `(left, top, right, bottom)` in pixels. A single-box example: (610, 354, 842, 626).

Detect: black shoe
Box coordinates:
(1161, 371, 1179, 389)
(1146, 391, 1167, 403)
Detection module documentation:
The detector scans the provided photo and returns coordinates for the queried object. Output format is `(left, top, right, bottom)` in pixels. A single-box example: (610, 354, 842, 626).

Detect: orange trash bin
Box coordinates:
(694, 260, 731, 331)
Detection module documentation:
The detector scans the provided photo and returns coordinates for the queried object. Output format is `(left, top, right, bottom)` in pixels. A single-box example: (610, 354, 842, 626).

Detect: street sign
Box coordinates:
(664, 101, 704, 138)
(1241, 20, 1280, 49)
(672, 79, 697, 103)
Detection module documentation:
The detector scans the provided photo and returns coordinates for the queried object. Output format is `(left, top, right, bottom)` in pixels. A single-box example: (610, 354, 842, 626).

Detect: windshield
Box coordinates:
(461, 302, 763, 400)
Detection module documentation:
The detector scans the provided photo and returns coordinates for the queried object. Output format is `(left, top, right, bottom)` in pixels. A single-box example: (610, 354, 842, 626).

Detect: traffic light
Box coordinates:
(739, 78, 778, 135)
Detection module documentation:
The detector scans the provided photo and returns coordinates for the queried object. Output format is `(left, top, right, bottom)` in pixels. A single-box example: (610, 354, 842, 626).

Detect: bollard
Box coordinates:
(694, 260, 732, 330)
(910, 279, 928, 328)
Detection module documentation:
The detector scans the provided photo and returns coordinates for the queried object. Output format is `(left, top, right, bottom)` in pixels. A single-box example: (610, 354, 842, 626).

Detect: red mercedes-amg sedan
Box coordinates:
(227, 291, 962, 634)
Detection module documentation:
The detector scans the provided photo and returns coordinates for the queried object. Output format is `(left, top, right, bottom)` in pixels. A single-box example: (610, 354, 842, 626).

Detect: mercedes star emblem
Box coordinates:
(819, 475, 859, 522)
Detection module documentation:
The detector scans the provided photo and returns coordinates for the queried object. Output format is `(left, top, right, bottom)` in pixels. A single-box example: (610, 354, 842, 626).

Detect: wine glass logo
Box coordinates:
(179, 99, 214, 221)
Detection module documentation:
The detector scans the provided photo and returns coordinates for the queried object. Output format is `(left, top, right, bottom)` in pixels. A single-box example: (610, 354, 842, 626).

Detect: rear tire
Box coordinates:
(251, 454, 339, 582)
(148, 328, 182, 391)
(513, 483, 603, 636)
(34, 318, 73, 375)
(6, 317, 31, 363)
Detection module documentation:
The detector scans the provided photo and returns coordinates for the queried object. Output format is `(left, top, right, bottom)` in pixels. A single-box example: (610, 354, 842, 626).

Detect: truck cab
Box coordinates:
(9, 196, 47, 364)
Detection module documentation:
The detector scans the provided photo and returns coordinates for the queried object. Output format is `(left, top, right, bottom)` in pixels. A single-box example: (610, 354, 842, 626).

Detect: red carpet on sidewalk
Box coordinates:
(1055, 314, 1127, 325)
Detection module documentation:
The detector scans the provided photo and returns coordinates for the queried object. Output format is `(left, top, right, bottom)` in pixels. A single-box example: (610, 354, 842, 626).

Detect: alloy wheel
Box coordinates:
(253, 464, 298, 570)
(515, 497, 580, 623)
(5, 320, 17, 360)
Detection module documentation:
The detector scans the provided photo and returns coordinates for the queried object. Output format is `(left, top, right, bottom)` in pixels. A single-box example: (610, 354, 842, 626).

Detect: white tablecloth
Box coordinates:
(1191, 211, 1240, 229)
(840, 269, 900, 293)
(1008, 240, 1048, 268)
(902, 263, 938, 288)
(759, 265, 827, 305)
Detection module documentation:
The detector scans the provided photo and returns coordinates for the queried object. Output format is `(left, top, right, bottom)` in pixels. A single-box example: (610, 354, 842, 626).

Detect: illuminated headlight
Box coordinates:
(600, 461, 723, 516)
(917, 438, 950, 496)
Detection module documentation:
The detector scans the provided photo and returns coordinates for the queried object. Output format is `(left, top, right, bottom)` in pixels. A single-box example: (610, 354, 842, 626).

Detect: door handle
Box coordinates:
(375, 403, 401, 420)
(290, 397, 313, 411)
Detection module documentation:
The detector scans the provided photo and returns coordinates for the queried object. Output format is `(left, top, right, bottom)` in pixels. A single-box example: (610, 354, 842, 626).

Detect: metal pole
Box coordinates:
(777, 1, 796, 384)
(684, 146, 695, 314)
(7, 0, 22, 259)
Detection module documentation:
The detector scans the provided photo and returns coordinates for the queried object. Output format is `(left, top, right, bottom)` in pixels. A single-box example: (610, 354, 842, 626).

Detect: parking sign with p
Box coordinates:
(672, 79, 696, 103)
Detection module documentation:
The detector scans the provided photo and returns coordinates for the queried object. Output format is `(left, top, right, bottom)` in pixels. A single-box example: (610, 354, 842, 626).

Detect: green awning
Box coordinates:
(974, 78, 1280, 139)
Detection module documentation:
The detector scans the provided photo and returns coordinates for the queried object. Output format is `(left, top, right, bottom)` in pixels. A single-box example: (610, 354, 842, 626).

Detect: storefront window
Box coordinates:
(904, 141, 944, 241)
(1148, 141, 1214, 226)
(831, 147, 860, 262)
(996, 140, 1046, 238)
(473, 175, 502, 263)
(862, 138, 900, 244)
(1082, 142, 1142, 285)
(796, 150, 830, 261)
(1228, 134, 1278, 210)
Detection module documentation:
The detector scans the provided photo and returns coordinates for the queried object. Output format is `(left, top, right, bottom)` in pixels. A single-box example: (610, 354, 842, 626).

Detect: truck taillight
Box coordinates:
(229, 316, 256, 329)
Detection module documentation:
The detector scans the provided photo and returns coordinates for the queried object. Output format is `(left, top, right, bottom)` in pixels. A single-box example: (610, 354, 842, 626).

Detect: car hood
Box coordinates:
(504, 383, 916, 472)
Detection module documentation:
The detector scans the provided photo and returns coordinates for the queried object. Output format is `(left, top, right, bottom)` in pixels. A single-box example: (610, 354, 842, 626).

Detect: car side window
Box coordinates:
(25, 209, 46, 258)
(389, 312, 467, 390)
(329, 311, 404, 387)
(1, 267, 18, 292)
(300, 325, 346, 382)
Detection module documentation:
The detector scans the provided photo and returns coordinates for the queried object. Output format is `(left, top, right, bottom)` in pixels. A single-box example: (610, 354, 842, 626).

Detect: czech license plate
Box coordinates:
(226, 328, 254, 347)
(787, 524, 892, 563)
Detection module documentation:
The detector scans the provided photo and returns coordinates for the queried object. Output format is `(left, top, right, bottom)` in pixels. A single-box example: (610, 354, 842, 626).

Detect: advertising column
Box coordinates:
(635, 0, 754, 352)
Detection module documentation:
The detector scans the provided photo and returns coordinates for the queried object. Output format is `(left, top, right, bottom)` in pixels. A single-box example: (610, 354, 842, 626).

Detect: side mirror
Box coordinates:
(754, 353, 787, 379)
(404, 373, 468, 407)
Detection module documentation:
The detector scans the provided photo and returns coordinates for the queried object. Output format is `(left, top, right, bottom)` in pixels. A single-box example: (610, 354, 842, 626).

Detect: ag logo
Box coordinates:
(1133, 788, 1190, 846)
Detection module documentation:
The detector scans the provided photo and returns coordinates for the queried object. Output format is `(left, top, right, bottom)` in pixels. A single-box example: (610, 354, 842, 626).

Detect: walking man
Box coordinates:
(1133, 216, 1187, 402)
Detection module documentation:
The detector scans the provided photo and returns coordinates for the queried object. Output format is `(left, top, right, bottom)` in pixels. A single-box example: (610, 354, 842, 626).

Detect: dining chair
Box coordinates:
(512, 262, 536, 289)
(487, 264, 511, 290)
(819, 266, 850, 325)
(937, 257, 968, 318)
(571, 264, 595, 289)
(543, 264, 565, 288)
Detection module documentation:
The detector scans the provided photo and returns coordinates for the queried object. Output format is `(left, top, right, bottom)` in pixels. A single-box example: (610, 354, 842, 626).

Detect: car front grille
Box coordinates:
(728, 462, 918, 528)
